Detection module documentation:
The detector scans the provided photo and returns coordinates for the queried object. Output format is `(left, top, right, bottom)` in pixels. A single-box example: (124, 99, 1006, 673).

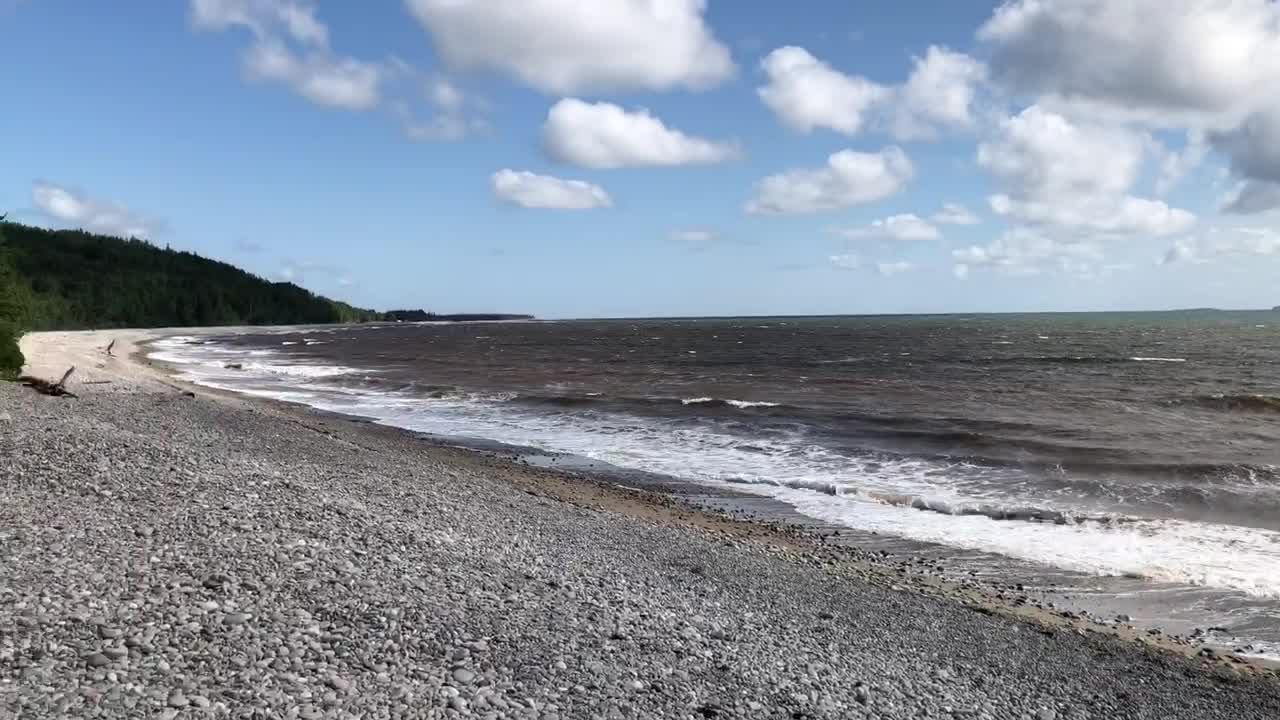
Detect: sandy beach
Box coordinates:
(3, 329, 1280, 719)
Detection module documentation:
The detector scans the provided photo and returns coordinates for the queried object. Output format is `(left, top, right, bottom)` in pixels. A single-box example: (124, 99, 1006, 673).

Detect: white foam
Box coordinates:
(726, 399, 781, 408)
(1131, 357, 1187, 363)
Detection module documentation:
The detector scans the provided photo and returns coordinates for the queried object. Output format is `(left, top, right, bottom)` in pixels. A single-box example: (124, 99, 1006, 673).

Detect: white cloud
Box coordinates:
(392, 73, 486, 141)
(890, 46, 987, 140)
(32, 181, 161, 239)
(1222, 181, 1280, 215)
(933, 203, 980, 226)
(978, 0, 1280, 127)
(543, 99, 739, 169)
(829, 254, 862, 270)
(746, 146, 913, 215)
(670, 229, 717, 243)
(190, 0, 328, 46)
(977, 106, 1195, 236)
(876, 261, 915, 276)
(406, 0, 734, 95)
(1213, 105, 1280, 212)
(952, 264, 971, 279)
(835, 214, 940, 242)
(757, 44, 985, 141)
(1161, 226, 1280, 264)
(977, 0, 1280, 214)
(244, 41, 381, 110)
(1154, 132, 1209, 195)
(952, 228, 1103, 277)
(192, 0, 385, 112)
(757, 46, 888, 135)
(276, 258, 348, 284)
(491, 169, 612, 210)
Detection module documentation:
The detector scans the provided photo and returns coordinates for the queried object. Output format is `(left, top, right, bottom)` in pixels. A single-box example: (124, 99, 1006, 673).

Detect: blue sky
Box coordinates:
(4, 1, 1280, 318)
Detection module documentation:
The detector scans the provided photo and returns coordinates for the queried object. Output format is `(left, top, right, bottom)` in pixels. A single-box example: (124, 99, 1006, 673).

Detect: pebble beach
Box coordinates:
(3, 330, 1280, 719)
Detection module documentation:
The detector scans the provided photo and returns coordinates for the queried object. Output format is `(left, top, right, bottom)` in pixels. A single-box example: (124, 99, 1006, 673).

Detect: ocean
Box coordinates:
(148, 312, 1280, 658)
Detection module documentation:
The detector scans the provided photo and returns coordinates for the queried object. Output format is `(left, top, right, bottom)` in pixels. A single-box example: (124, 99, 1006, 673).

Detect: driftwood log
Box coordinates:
(19, 366, 78, 398)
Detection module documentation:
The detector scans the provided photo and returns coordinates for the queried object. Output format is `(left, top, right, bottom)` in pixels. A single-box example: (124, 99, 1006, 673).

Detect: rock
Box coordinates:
(1037, 709, 1058, 720)
(452, 668, 476, 684)
(328, 676, 351, 693)
(167, 691, 188, 708)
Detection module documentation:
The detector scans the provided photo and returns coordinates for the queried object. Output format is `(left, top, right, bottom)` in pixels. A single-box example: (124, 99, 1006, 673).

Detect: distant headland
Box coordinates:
(382, 310, 534, 322)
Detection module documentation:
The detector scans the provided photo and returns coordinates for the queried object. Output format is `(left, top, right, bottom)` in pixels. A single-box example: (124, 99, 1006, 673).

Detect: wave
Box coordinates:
(1131, 356, 1187, 363)
(681, 397, 781, 409)
(1172, 393, 1280, 415)
(720, 475, 1127, 526)
(151, 337, 1280, 600)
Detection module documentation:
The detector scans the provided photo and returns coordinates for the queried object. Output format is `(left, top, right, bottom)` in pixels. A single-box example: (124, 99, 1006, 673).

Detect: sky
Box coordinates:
(4, 0, 1280, 318)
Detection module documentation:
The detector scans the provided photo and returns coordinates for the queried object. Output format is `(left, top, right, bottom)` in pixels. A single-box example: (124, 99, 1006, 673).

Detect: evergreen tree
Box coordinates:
(0, 218, 28, 377)
(0, 221, 382, 330)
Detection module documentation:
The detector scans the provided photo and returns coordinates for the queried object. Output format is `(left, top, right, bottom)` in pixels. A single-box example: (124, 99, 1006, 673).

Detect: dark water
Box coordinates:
(151, 312, 1280, 655)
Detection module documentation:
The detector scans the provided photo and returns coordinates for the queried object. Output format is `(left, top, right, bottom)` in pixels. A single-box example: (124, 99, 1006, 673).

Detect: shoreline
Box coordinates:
(5, 328, 1280, 718)
(34, 328, 1280, 673)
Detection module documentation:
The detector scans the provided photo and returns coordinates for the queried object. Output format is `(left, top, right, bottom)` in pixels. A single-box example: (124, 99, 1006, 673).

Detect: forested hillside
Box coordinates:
(0, 222, 380, 331)
(0, 220, 27, 376)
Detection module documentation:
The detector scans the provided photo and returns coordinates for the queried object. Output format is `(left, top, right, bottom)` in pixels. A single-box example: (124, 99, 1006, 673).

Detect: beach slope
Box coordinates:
(2, 330, 1279, 719)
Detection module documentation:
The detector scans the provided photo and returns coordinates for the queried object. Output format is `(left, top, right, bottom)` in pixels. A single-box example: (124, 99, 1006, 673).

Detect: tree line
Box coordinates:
(0, 218, 26, 377)
(0, 221, 388, 376)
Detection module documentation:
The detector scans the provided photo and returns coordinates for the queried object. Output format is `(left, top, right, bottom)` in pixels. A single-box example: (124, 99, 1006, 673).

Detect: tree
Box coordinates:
(0, 217, 27, 378)
(0, 220, 383, 330)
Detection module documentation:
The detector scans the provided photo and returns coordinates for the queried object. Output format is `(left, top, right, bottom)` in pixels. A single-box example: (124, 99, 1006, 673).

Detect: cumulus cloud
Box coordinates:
(32, 181, 162, 239)
(244, 40, 381, 110)
(405, 0, 734, 95)
(491, 169, 612, 210)
(192, 0, 386, 111)
(829, 254, 862, 270)
(392, 73, 487, 141)
(757, 46, 889, 135)
(977, 106, 1194, 236)
(952, 228, 1103, 277)
(1222, 181, 1280, 215)
(834, 214, 940, 242)
(1212, 106, 1280, 211)
(978, 0, 1280, 214)
(543, 99, 739, 169)
(1160, 227, 1280, 265)
(191, 0, 328, 45)
(933, 203, 980, 226)
(890, 46, 988, 140)
(757, 45, 985, 141)
(745, 146, 913, 215)
(876, 261, 915, 276)
(978, 0, 1280, 126)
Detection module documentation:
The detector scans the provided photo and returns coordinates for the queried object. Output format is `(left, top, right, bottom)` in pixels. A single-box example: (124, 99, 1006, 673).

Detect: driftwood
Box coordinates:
(19, 366, 78, 398)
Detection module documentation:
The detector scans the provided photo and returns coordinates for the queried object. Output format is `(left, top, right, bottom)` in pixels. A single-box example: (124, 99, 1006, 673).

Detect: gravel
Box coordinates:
(3, 382, 1280, 719)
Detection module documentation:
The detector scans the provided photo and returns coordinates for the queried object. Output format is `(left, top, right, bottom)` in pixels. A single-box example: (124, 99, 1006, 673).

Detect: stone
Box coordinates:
(452, 668, 476, 684)
(85, 653, 111, 668)
(167, 691, 189, 708)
